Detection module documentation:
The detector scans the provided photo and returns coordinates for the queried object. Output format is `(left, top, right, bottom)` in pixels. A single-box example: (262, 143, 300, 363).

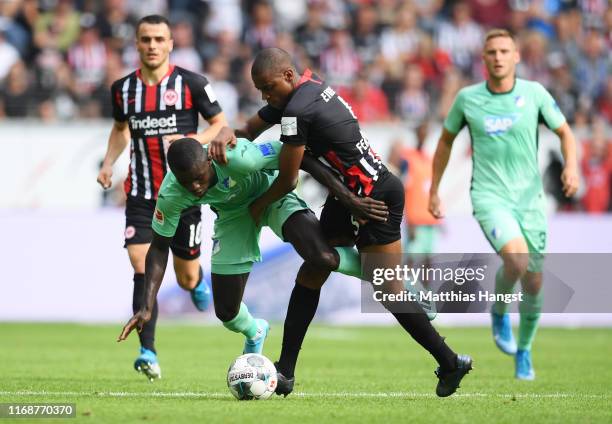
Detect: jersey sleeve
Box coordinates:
(534, 82, 566, 131)
(258, 105, 282, 124)
(443, 89, 467, 134)
(184, 72, 223, 120)
(151, 177, 193, 237)
(111, 80, 127, 122)
(279, 102, 310, 146)
(224, 139, 282, 174)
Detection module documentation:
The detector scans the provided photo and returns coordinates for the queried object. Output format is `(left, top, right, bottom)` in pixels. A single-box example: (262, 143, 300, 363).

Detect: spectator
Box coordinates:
(170, 20, 202, 73)
(467, 0, 510, 29)
(396, 64, 429, 128)
(320, 27, 361, 89)
(67, 14, 107, 101)
(0, 61, 32, 118)
(351, 4, 381, 66)
(0, 27, 20, 82)
(205, 0, 242, 40)
(409, 32, 453, 94)
(96, 0, 136, 54)
(243, 1, 277, 52)
(295, 1, 329, 67)
(573, 29, 609, 104)
(34, 0, 81, 53)
(380, 4, 422, 73)
(581, 117, 612, 213)
(517, 31, 551, 88)
(436, 1, 483, 77)
(337, 71, 390, 122)
(547, 52, 580, 124)
(206, 56, 239, 125)
(595, 76, 612, 123)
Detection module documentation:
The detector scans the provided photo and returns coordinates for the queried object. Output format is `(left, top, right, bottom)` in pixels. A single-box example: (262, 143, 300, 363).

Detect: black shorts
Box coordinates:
(320, 171, 404, 249)
(124, 196, 203, 260)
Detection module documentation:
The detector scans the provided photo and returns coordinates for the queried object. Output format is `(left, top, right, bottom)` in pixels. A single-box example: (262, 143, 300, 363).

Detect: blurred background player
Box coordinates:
(96, 15, 228, 381)
(429, 29, 579, 380)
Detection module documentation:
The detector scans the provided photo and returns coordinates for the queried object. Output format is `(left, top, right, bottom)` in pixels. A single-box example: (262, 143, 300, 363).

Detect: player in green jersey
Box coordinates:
(429, 29, 579, 380)
(118, 137, 388, 354)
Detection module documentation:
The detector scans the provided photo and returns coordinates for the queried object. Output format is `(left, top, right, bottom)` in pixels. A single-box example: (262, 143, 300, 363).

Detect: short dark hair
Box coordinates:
(251, 47, 294, 78)
(136, 15, 172, 37)
(167, 138, 205, 174)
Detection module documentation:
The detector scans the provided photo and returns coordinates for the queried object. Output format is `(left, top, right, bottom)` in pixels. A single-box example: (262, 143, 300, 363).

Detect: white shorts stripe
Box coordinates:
(130, 141, 138, 197)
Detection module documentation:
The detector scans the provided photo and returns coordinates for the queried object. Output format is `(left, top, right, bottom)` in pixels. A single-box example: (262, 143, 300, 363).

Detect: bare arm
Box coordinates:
(554, 122, 579, 197)
(301, 154, 388, 223)
(118, 232, 171, 341)
(248, 143, 305, 224)
(428, 127, 458, 218)
(97, 120, 130, 189)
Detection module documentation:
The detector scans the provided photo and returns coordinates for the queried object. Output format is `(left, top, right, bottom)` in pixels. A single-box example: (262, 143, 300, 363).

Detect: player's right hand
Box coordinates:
(428, 192, 444, 219)
(97, 165, 113, 189)
(209, 126, 237, 164)
(117, 310, 152, 342)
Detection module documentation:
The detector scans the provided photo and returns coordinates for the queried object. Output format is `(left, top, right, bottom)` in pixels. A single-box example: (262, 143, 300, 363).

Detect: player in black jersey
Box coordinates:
(210, 48, 472, 397)
(97, 15, 228, 381)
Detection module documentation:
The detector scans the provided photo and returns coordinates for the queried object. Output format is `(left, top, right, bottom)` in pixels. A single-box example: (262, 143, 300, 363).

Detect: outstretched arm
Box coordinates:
(118, 233, 171, 341)
(301, 154, 388, 223)
(209, 115, 274, 164)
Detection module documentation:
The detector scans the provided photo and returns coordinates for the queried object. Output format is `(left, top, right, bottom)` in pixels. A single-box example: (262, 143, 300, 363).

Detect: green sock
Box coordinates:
(493, 266, 516, 315)
(222, 303, 258, 339)
(334, 247, 362, 278)
(518, 292, 542, 351)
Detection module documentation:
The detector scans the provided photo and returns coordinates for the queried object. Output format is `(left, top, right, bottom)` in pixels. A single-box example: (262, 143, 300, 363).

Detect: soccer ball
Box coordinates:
(227, 353, 278, 400)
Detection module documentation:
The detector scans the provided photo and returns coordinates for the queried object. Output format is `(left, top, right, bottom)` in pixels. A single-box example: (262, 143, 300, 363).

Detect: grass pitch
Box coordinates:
(0, 323, 610, 423)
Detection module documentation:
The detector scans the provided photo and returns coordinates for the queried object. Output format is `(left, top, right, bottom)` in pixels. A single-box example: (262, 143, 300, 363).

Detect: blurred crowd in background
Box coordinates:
(0, 0, 610, 212)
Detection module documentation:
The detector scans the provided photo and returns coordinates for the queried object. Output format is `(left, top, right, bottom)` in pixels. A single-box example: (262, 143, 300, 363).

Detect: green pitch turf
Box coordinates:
(0, 323, 610, 423)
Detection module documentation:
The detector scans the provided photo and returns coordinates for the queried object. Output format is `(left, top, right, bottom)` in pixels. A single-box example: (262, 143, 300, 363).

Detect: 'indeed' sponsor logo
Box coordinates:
(130, 114, 177, 130)
(483, 114, 519, 135)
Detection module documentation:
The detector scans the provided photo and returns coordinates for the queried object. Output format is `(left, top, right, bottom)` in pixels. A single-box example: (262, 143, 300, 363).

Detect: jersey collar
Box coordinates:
(485, 78, 516, 95)
(136, 64, 175, 86)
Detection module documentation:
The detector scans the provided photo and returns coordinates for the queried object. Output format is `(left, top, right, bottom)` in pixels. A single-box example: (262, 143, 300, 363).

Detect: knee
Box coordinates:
(215, 304, 239, 323)
(306, 250, 339, 272)
(503, 256, 529, 281)
(176, 270, 200, 290)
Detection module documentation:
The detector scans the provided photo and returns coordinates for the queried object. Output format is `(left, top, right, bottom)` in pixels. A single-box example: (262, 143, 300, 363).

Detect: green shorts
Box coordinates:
(210, 191, 309, 275)
(404, 225, 439, 255)
(474, 202, 547, 272)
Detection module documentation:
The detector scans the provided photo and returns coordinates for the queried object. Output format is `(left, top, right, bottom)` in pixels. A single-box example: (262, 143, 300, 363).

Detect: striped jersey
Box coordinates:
(258, 69, 385, 197)
(111, 65, 222, 199)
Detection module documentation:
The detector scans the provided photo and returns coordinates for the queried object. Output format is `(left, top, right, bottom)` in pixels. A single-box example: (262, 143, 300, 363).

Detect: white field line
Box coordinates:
(0, 391, 608, 400)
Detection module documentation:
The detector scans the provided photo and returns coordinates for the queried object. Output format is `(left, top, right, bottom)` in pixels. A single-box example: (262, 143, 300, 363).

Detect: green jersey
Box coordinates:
(152, 138, 281, 237)
(444, 78, 566, 208)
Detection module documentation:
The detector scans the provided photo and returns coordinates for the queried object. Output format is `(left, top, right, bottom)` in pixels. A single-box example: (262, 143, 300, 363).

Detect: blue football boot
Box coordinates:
(243, 319, 270, 354)
(134, 347, 161, 382)
(190, 278, 212, 311)
(515, 349, 535, 380)
(491, 309, 517, 355)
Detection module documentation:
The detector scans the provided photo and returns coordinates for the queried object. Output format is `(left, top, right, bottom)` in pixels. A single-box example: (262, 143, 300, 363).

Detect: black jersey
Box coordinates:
(111, 65, 222, 199)
(258, 69, 385, 196)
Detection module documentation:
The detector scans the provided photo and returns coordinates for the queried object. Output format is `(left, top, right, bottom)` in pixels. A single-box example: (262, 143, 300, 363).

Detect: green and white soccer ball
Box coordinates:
(227, 353, 278, 400)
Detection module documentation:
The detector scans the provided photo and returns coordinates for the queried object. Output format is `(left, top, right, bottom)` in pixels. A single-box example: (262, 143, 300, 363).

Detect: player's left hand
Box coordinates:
(347, 196, 388, 225)
(561, 165, 579, 197)
(249, 201, 265, 226)
(209, 127, 237, 164)
(117, 310, 152, 342)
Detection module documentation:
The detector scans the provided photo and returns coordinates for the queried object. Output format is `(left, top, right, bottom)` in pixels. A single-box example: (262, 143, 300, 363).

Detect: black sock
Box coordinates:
(391, 312, 457, 371)
(277, 283, 321, 378)
(133, 273, 158, 354)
